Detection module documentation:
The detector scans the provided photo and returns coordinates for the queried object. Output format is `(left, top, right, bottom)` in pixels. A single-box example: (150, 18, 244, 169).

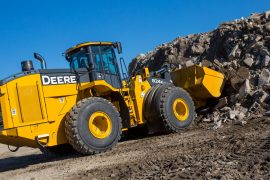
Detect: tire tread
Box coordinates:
(65, 97, 122, 155)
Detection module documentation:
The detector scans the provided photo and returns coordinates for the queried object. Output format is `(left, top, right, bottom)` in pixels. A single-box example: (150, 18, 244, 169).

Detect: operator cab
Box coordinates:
(65, 42, 123, 89)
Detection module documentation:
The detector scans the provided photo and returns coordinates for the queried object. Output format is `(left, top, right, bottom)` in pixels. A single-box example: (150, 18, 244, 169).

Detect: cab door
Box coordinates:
(90, 46, 122, 89)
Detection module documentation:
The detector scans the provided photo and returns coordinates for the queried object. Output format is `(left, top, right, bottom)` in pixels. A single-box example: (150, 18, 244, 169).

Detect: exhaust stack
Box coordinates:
(34, 52, 47, 69)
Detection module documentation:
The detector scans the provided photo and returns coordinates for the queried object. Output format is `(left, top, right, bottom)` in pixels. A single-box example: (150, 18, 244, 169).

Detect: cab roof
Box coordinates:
(65, 42, 113, 55)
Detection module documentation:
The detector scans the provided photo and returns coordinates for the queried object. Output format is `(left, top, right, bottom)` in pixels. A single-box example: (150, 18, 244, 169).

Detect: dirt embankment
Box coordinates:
(0, 117, 269, 180)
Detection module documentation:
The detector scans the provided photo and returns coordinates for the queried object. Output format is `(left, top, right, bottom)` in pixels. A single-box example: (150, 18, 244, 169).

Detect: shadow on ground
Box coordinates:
(0, 125, 165, 173)
(0, 152, 79, 172)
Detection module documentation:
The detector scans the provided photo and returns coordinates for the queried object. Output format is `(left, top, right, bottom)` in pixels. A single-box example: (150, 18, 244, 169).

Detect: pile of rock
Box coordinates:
(129, 11, 270, 128)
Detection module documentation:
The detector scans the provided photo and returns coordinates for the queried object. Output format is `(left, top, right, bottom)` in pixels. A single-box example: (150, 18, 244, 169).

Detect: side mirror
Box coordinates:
(116, 42, 122, 54)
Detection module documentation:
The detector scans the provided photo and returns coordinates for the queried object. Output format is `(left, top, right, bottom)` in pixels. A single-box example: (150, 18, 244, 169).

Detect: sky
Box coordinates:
(0, 0, 269, 78)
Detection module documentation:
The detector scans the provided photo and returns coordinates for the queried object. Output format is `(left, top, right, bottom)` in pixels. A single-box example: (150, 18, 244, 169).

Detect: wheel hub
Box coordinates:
(88, 112, 112, 139)
(173, 98, 189, 121)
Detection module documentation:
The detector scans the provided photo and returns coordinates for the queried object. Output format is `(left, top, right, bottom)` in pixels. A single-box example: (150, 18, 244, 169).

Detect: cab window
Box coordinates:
(89, 46, 117, 75)
(68, 45, 118, 76)
(100, 46, 117, 75)
(90, 46, 102, 72)
(70, 48, 90, 69)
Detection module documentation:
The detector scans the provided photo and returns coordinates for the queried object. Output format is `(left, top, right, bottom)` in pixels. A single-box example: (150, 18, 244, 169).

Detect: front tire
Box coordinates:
(160, 86, 195, 132)
(144, 84, 195, 133)
(65, 97, 122, 155)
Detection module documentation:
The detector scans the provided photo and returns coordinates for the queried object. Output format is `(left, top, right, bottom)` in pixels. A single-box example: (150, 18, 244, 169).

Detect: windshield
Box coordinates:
(69, 45, 118, 75)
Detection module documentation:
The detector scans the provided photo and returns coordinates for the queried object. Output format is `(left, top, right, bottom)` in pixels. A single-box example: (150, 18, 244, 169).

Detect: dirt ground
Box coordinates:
(0, 117, 269, 180)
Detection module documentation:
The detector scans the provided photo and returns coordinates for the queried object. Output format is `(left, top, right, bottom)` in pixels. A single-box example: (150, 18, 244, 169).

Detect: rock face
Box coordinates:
(129, 11, 270, 128)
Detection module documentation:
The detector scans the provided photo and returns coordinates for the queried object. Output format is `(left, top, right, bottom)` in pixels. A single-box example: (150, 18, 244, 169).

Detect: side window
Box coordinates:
(90, 46, 102, 72)
(79, 57, 89, 68)
(100, 46, 117, 75)
(72, 56, 79, 69)
(70, 49, 90, 69)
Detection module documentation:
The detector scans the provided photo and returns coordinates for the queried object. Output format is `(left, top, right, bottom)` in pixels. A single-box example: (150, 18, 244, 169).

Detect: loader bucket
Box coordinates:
(170, 65, 225, 107)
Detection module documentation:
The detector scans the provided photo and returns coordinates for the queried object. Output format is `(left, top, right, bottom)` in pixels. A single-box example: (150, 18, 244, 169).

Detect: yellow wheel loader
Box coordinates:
(0, 42, 224, 155)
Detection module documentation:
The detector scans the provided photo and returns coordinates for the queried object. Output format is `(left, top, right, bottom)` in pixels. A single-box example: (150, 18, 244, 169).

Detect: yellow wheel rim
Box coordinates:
(173, 98, 189, 121)
(88, 111, 112, 139)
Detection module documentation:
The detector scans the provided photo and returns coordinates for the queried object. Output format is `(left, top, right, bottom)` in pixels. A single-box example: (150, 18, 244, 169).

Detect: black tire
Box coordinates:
(143, 84, 162, 120)
(65, 97, 122, 155)
(144, 83, 173, 133)
(144, 84, 195, 133)
(159, 85, 195, 132)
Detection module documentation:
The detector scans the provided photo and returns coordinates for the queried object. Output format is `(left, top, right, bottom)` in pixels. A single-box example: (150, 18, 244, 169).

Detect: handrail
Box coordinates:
(119, 57, 130, 84)
(0, 70, 38, 85)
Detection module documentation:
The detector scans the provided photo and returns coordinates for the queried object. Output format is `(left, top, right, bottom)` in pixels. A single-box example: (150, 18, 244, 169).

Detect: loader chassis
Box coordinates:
(0, 41, 224, 154)
(0, 68, 153, 148)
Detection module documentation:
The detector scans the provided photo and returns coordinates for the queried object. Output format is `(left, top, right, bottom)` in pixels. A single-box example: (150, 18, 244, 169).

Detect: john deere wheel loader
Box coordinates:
(0, 42, 224, 155)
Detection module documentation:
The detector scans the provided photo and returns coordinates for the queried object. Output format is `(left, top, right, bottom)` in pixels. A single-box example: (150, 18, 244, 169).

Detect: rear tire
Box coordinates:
(65, 97, 122, 155)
